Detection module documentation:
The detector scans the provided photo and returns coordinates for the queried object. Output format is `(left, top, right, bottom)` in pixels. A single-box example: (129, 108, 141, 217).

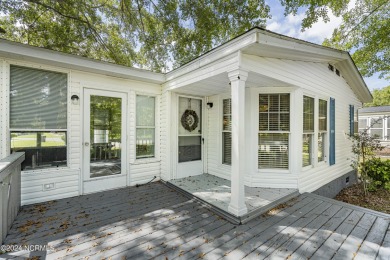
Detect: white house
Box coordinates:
(358, 106, 390, 155)
(0, 27, 372, 217)
(359, 106, 390, 141)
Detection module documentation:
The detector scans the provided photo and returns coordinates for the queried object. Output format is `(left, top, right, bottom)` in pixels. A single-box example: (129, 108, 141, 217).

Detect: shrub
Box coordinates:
(364, 158, 390, 191)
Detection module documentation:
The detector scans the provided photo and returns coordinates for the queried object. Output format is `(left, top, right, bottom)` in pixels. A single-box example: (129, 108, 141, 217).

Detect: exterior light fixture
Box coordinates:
(207, 102, 213, 109)
(71, 94, 79, 105)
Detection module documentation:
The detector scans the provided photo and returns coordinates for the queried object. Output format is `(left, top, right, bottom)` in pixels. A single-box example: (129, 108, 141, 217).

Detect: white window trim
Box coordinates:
(218, 93, 232, 168)
(301, 92, 330, 171)
(255, 88, 294, 173)
(8, 63, 70, 171)
(135, 94, 158, 161)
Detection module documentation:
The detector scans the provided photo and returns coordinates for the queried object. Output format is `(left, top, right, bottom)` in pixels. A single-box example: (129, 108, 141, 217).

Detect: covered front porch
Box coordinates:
(166, 174, 298, 223)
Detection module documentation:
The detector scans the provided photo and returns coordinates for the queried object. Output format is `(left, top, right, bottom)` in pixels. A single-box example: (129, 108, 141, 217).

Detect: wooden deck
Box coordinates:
(1, 182, 390, 259)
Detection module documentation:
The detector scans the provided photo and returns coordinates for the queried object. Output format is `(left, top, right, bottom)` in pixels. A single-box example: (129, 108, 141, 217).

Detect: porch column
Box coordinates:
(228, 69, 248, 216)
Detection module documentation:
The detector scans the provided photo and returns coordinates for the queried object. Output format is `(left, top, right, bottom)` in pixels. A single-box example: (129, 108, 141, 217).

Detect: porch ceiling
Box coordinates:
(172, 71, 289, 96)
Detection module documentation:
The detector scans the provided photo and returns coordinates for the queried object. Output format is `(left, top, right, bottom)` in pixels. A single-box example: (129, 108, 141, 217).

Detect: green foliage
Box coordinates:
(0, 0, 270, 72)
(364, 158, 390, 191)
(280, 0, 390, 79)
(364, 85, 390, 107)
(349, 128, 384, 196)
(321, 0, 390, 79)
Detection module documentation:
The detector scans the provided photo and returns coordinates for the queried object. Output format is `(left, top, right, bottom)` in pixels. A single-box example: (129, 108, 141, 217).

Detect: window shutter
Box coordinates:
(349, 105, 354, 136)
(329, 98, 335, 165)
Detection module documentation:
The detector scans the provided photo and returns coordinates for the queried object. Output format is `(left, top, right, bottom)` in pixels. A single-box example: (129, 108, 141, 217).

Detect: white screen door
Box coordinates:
(83, 89, 127, 194)
(177, 96, 203, 178)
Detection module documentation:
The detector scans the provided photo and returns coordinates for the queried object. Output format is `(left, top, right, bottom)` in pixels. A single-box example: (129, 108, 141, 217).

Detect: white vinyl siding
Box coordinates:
(258, 94, 290, 169)
(9, 65, 68, 170)
(222, 98, 231, 165)
(136, 95, 156, 158)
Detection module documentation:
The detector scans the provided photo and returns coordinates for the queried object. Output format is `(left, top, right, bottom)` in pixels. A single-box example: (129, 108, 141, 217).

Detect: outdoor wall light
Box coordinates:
(71, 94, 80, 105)
(207, 102, 213, 109)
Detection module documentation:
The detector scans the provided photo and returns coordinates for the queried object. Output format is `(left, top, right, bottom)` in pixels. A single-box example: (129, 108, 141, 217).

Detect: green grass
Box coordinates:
(11, 133, 66, 148)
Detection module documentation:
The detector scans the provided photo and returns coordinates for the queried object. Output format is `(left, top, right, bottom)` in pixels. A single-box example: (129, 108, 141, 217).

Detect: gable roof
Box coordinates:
(0, 27, 372, 102)
(167, 27, 372, 103)
(359, 105, 390, 114)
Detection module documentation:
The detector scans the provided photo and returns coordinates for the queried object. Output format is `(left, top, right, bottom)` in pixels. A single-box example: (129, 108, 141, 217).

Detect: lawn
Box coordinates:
(11, 133, 66, 148)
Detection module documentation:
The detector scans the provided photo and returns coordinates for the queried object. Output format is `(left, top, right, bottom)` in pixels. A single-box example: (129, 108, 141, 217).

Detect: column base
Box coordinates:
(228, 203, 248, 216)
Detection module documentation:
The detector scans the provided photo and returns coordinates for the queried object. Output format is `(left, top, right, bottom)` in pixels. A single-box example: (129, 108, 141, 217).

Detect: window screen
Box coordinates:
(10, 65, 67, 170)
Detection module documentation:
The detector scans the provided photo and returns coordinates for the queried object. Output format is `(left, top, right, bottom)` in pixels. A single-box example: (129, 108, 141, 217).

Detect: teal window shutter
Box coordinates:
(349, 105, 354, 136)
(329, 98, 336, 165)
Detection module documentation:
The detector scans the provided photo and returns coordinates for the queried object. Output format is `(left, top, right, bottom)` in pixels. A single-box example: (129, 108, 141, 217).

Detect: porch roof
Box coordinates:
(165, 27, 372, 103)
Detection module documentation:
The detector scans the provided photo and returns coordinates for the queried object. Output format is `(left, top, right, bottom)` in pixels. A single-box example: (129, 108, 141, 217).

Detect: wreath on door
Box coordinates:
(181, 99, 199, 132)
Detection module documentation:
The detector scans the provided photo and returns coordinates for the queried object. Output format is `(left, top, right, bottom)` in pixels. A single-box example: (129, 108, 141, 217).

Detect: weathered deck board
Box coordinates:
(283, 207, 353, 260)
(2, 182, 390, 260)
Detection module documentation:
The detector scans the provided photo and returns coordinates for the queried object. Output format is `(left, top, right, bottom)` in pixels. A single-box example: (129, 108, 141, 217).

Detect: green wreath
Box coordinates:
(181, 109, 199, 132)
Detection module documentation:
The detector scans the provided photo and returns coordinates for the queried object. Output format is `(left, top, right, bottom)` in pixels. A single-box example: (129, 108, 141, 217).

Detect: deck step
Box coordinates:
(165, 181, 300, 224)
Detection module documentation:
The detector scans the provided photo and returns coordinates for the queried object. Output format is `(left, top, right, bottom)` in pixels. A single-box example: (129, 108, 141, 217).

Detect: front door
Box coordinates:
(83, 89, 127, 194)
(177, 96, 203, 178)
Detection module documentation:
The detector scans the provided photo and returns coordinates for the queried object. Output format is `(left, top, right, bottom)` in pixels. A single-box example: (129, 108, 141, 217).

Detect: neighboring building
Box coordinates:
(358, 106, 390, 155)
(0, 27, 372, 216)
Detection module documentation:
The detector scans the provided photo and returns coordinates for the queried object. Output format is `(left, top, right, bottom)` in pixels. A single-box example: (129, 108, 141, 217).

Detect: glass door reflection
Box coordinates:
(90, 95, 122, 178)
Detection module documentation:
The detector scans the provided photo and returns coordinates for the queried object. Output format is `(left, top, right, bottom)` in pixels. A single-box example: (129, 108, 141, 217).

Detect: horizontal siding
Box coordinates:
(129, 161, 161, 185)
(160, 91, 170, 180)
(206, 95, 232, 180)
(21, 168, 80, 205)
(242, 55, 361, 192)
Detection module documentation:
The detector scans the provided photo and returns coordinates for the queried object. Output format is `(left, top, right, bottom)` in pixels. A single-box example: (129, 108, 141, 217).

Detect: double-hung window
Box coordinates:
(258, 94, 290, 169)
(359, 118, 368, 132)
(10, 65, 67, 170)
(136, 95, 155, 158)
(387, 118, 390, 140)
(370, 117, 383, 139)
(303, 96, 314, 167)
(318, 99, 327, 162)
(222, 98, 232, 165)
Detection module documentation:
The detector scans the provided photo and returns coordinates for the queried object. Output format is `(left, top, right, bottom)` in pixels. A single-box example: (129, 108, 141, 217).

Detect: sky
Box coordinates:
(266, 1, 389, 91)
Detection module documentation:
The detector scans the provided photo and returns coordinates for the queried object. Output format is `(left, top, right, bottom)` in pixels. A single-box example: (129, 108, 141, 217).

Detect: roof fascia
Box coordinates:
(0, 39, 165, 84)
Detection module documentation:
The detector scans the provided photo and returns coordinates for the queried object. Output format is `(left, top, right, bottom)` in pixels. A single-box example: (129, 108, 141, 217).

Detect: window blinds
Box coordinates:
(10, 66, 67, 130)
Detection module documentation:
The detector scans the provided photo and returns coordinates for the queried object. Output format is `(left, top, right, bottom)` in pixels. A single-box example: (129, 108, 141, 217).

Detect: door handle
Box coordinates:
(85, 142, 89, 147)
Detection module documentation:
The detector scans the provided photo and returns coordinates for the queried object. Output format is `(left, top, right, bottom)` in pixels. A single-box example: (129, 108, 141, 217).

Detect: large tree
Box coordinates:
(281, 0, 389, 79)
(364, 85, 390, 107)
(1, 0, 389, 79)
(0, 0, 270, 72)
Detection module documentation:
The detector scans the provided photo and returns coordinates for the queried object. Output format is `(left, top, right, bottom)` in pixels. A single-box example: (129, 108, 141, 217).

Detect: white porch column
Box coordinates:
(228, 69, 248, 216)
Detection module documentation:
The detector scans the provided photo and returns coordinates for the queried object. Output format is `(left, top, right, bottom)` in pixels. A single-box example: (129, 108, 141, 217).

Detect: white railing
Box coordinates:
(0, 152, 25, 245)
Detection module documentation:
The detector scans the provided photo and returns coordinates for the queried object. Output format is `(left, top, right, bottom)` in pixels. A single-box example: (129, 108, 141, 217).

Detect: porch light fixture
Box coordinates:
(207, 102, 213, 109)
(71, 94, 79, 105)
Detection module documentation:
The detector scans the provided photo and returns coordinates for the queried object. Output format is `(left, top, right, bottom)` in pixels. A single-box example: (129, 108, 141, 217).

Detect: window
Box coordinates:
(10, 66, 67, 170)
(222, 98, 232, 165)
(303, 96, 314, 167)
(359, 118, 368, 132)
(136, 95, 155, 158)
(318, 99, 327, 162)
(370, 117, 383, 139)
(387, 118, 390, 140)
(258, 94, 290, 169)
